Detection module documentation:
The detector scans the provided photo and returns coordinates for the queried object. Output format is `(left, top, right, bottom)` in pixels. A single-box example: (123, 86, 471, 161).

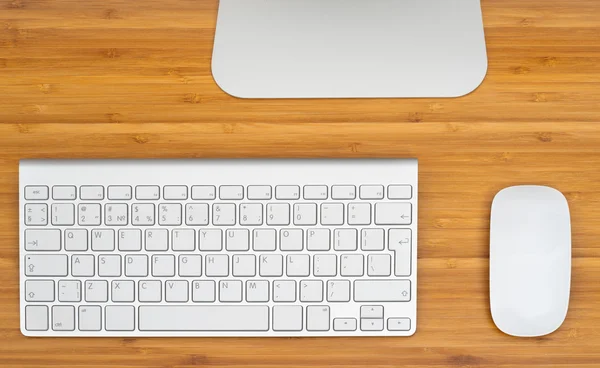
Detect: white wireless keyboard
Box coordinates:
(19, 159, 418, 337)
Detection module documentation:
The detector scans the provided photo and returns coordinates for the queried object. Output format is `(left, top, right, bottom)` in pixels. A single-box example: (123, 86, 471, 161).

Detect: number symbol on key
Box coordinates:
(146, 216, 152, 222)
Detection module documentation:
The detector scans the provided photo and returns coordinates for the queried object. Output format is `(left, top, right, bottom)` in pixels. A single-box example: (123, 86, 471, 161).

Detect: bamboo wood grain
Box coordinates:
(1, 1, 599, 367)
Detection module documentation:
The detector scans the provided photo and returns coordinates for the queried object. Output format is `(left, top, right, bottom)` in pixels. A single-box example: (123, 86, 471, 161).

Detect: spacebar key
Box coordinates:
(139, 306, 269, 331)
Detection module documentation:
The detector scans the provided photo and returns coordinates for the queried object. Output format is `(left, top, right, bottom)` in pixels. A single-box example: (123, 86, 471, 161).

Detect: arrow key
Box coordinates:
(360, 318, 384, 331)
(360, 305, 383, 319)
(333, 318, 357, 331)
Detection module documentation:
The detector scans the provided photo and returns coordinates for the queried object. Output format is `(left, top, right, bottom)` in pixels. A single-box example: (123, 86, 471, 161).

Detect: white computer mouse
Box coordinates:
(490, 185, 571, 337)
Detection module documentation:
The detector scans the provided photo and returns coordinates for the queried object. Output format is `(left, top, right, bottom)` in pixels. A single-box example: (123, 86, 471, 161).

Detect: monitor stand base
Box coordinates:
(212, 0, 488, 99)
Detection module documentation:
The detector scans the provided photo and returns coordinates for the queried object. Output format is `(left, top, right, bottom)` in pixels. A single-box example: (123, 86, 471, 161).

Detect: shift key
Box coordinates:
(25, 255, 68, 276)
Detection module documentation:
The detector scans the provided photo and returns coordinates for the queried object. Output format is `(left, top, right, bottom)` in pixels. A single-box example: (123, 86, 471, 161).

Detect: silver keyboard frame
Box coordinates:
(20, 159, 418, 337)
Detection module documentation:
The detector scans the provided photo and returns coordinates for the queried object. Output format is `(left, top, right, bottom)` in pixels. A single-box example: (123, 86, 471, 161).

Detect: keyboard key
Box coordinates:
(139, 280, 162, 302)
(25, 186, 49, 200)
(361, 306, 384, 319)
(191, 186, 216, 200)
(307, 229, 330, 251)
(374, 203, 412, 225)
(246, 280, 269, 302)
(145, 229, 168, 251)
(259, 255, 283, 276)
(50, 203, 75, 226)
(313, 255, 337, 277)
(341, 254, 364, 277)
(52, 306, 75, 331)
(199, 229, 222, 251)
(213, 203, 236, 226)
(192, 280, 215, 302)
(232, 255, 256, 277)
(78, 204, 101, 226)
(388, 318, 411, 331)
(388, 185, 412, 200)
(91, 229, 114, 251)
(360, 185, 384, 200)
(118, 229, 142, 251)
(136, 186, 160, 200)
(253, 229, 276, 251)
(71, 254, 95, 277)
(166, 280, 189, 302)
(275, 186, 300, 200)
(25, 305, 49, 331)
(25, 204, 48, 226)
(65, 229, 88, 251)
(334, 318, 357, 331)
(307, 306, 330, 331)
(303, 185, 328, 200)
(52, 186, 76, 200)
(361, 229, 384, 251)
(164, 186, 188, 200)
(205, 255, 229, 277)
(273, 280, 296, 302)
(125, 255, 148, 277)
(179, 255, 202, 277)
(139, 306, 269, 331)
(25, 280, 55, 302)
(98, 255, 121, 277)
(321, 203, 344, 225)
(58, 280, 81, 302)
(286, 255, 310, 277)
(266, 203, 290, 225)
(25, 255, 68, 276)
(172, 229, 195, 251)
(327, 280, 350, 302)
(80, 186, 104, 200)
(79, 306, 102, 331)
(367, 254, 392, 276)
(334, 229, 357, 251)
(240, 203, 263, 226)
(105, 306, 135, 331)
(389, 229, 412, 277)
(247, 186, 272, 200)
(25, 229, 61, 251)
(348, 203, 371, 225)
(294, 203, 317, 225)
(219, 280, 242, 302)
(273, 306, 302, 331)
(220, 186, 244, 200)
(280, 229, 303, 251)
(152, 255, 175, 277)
(186, 203, 209, 226)
(85, 280, 108, 302)
(361, 318, 384, 331)
(108, 186, 132, 200)
(132, 204, 155, 226)
(300, 280, 323, 302)
(226, 229, 249, 251)
(159, 204, 182, 226)
(332, 185, 356, 200)
(354, 280, 411, 302)
(105, 204, 128, 226)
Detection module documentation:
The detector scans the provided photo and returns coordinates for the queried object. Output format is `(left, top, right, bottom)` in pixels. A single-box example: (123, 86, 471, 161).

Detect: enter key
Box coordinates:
(389, 229, 412, 277)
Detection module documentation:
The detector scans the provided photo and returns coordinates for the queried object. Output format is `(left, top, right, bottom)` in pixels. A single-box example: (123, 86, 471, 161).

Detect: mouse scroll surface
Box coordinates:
(490, 186, 571, 337)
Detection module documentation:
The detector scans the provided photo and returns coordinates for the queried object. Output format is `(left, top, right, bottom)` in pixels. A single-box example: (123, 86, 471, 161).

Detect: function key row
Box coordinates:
(25, 185, 413, 201)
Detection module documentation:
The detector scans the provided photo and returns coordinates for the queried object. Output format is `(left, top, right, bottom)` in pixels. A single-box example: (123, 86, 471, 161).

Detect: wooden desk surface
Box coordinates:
(1, 0, 599, 367)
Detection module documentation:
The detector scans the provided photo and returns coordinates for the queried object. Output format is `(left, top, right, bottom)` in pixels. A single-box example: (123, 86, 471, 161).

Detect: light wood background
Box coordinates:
(1, 0, 600, 367)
